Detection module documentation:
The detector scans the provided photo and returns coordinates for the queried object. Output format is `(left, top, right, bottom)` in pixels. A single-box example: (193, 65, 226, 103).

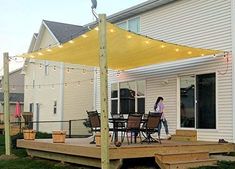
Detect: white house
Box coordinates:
(24, 20, 94, 133)
(89, 0, 234, 142)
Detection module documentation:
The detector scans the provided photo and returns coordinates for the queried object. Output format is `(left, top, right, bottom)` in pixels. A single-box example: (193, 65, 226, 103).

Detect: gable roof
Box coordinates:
(43, 20, 87, 43)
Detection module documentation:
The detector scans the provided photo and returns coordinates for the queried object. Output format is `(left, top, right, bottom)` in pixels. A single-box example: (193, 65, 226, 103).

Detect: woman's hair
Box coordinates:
(154, 96, 164, 111)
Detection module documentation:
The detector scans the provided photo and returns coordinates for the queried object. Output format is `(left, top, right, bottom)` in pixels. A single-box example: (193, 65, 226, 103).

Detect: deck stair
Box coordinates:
(171, 129, 197, 141)
(155, 151, 217, 169)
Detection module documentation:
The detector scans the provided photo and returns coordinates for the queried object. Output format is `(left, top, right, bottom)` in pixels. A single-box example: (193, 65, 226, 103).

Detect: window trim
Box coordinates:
(116, 16, 141, 33)
(111, 80, 146, 114)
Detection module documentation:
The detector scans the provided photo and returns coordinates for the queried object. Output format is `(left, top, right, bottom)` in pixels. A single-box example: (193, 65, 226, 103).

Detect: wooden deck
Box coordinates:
(17, 137, 235, 169)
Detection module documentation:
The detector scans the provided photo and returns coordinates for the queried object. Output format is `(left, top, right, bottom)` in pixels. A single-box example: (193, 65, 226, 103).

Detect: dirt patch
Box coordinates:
(0, 154, 18, 160)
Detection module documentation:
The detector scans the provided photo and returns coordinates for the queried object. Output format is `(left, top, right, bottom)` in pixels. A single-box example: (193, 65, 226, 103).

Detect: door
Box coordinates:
(180, 73, 216, 129)
(180, 76, 195, 128)
(196, 73, 216, 129)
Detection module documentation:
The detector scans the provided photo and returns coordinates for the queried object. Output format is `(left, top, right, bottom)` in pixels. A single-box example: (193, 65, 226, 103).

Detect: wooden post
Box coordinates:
(98, 14, 109, 169)
(3, 52, 11, 155)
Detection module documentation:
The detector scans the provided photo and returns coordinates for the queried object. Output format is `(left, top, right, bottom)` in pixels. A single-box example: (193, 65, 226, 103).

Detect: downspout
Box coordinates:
(231, 0, 235, 143)
(60, 63, 64, 130)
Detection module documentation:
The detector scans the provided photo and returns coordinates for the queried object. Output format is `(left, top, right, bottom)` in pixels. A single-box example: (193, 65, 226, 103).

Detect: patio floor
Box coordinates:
(17, 137, 235, 169)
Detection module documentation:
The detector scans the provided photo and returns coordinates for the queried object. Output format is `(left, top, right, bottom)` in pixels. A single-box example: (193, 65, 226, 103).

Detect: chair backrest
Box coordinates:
(87, 110, 100, 128)
(146, 112, 162, 129)
(111, 113, 124, 119)
(127, 113, 142, 129)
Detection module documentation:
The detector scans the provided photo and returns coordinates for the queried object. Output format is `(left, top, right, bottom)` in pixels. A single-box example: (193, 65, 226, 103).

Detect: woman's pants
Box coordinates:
(158, 119, 169, 136)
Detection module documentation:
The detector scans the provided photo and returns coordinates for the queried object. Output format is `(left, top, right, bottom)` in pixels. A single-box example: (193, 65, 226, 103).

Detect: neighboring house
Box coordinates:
(0, 68, 24, 123)
(90, 0, 234, 142)
(24, 20, 94, 133)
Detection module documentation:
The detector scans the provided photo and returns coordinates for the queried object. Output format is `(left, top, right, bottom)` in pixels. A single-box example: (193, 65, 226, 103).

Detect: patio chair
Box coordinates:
(141, 112, 162, 144)
(87, 110, 100, 144)
(122, 113, 142, 144)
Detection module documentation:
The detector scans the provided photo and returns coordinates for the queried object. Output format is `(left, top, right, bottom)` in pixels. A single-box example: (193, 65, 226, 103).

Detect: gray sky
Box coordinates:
(0, 0, 147, 70)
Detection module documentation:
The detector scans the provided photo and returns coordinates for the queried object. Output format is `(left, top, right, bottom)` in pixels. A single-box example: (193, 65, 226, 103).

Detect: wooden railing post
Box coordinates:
(98, 14, 109, 169)
(3, 52, 11, 155)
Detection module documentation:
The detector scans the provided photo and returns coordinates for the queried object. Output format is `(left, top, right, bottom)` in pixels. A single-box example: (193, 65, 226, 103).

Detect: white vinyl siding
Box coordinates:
(95, 0, 233, 142)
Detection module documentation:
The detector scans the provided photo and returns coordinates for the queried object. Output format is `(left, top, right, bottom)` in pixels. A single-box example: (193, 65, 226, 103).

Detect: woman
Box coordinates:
(154, 97, 171, 139)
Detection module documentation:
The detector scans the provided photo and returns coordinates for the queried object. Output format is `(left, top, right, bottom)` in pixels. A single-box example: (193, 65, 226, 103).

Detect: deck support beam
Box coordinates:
(98, 14, 109, 169)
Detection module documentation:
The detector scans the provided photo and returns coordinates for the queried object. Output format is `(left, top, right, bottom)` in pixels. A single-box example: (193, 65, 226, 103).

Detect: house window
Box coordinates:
(29, 103, 34, 113)
(180, 73, 216, 129)
(53, 101, 57, 114)
(116, 17, 140, 33)
(111, 80, 145, 114)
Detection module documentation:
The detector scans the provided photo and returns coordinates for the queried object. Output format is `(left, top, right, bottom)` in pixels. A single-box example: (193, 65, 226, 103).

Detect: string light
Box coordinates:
(46, 48, 52, 52)
(188, 51, 192, 55)
(12, 85, 16, 91)
(69, 40, 74, 44)
(58, 45, 63, 48)
(127, 35, 132, 39)
(116, 71, 120, 77)
(110, 29, 114, 33)
(82, 69, 86, 74)
(161, 45, 166, 48)
(82, 34, 88, 38)
(38, 52, 43, 56)
(95, 27, 99, 31)
(145, 41, 150, 44)
(175, 48, 179, 52)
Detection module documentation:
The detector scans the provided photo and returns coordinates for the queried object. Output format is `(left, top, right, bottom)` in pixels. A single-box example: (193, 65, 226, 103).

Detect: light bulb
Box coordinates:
(58, 45, 63, 48)
(127, 35, 132, 39)
(188, 51, 192, 55)
(175, 48, 179, 52)
(161, 45, 166, 48)
(69, 40, 74, 44)
(82, 34, 88, 38)
(38, 52, 43, 56)
(47, 48, 52, 52)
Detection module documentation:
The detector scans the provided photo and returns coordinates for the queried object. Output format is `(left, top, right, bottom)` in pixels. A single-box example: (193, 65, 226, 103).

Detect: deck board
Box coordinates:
(17, 137, 235, 168)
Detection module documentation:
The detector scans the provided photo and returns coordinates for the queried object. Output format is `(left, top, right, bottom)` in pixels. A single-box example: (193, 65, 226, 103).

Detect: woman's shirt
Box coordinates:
(155, 102, 166, 120)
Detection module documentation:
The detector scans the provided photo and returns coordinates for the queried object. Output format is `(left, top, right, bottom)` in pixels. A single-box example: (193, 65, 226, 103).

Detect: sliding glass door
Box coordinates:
(180, 73, 216, 129)
(180, 76, 195, 128)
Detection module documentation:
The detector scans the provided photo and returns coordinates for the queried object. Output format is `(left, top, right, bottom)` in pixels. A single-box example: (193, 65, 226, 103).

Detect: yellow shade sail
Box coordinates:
(21, 22, 223, 70)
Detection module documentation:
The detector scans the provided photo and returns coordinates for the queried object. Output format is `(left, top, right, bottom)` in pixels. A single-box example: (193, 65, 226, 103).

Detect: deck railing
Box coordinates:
(6, 119, 92, 138)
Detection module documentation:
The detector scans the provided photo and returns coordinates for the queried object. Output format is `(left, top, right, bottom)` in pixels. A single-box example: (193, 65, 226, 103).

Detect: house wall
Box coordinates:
(63, 64, 94, 135)
(95, 0, 233, 142)
(24, 27, 62, 133)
